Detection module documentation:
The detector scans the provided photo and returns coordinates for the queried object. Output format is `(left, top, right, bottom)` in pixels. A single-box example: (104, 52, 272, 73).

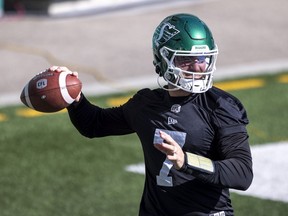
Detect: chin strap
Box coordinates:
(157, 75, 180, 92)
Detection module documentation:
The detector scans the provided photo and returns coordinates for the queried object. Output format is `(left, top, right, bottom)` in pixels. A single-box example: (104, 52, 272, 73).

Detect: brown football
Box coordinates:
(20, 70, 82, 113)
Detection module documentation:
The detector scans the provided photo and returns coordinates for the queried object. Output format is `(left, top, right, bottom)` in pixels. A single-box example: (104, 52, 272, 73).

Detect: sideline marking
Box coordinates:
(16, 108, 66, 118)
(214, 78, 265, 91)
(278, 74, 288, 83)
(125, 142, 288, 203)
(16, 108, 47, 118)
(107, 96, 131, 107)
(106, 78, 266, 107)
(0, 113, 8, 122)
(10, 75, 283, 116)
(3, 74, 288, 119)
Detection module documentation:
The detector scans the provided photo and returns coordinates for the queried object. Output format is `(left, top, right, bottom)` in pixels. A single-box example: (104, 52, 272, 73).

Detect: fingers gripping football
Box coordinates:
(48, 66, 79, 78)
(48, 66, 81, 102)
(20, 66, 82, 113)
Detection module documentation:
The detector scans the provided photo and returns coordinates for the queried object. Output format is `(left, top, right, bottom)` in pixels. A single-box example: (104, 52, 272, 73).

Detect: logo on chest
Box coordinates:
(171, 104, 181, 113)
(167, 104, 181, 125)
(168, 117, 178, 125)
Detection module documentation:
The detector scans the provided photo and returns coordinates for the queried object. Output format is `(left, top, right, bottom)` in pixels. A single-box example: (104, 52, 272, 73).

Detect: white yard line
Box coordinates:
(233, 141, 288, 202)
(125, 141, 288, 203)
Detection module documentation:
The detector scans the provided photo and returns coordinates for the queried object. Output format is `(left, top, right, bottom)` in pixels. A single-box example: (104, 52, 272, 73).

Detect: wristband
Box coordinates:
(179, 152, 214, 174)
(186, 152, 215, 174)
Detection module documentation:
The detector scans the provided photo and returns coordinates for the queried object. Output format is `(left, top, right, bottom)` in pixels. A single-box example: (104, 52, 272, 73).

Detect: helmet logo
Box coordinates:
(154, 22, 180, 47)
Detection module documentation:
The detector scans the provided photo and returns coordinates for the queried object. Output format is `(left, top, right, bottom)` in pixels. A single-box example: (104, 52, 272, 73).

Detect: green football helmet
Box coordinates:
(152, 13, 218, 93)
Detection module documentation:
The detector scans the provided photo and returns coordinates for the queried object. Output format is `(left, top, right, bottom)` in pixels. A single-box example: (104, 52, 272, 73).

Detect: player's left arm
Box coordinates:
(155, 129, 253, 190)
(189, 91, 254, 190)
(155, 93, 253, 190)
(181, 93, 253, 190)
(181, 130, 253, 191)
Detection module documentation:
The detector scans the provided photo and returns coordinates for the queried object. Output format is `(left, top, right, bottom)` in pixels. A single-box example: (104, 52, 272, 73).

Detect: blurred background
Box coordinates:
(0, 0, 288, 105)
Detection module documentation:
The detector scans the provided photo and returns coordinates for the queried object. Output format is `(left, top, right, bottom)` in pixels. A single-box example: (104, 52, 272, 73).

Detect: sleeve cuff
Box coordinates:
(67, 92, 84, 110)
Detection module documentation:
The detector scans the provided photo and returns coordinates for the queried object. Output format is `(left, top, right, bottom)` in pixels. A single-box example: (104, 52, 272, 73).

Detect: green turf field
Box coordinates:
(1, 72, 288, 215)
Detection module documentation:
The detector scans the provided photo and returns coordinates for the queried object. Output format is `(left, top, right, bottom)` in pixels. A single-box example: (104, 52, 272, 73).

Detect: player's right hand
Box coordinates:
(48, 66, 81, 102)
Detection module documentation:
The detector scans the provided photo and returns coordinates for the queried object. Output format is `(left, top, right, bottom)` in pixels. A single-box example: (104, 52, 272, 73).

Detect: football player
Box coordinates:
(50, 13, 253, 216)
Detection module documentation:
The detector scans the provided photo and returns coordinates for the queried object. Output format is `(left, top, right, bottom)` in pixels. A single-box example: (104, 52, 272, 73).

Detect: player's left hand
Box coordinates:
(154, 131, 185, 170)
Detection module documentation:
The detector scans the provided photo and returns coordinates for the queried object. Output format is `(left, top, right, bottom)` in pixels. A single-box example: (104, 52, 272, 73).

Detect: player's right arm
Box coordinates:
(67, 93, 134, 138)
(48, 66, 134, 138)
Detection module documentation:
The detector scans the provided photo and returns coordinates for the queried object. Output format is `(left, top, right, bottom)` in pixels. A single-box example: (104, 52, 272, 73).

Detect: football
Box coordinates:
(20, 70, 82, 113)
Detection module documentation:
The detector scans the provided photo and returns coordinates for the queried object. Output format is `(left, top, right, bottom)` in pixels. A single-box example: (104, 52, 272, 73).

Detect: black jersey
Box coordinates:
(67, 86, 253, 216)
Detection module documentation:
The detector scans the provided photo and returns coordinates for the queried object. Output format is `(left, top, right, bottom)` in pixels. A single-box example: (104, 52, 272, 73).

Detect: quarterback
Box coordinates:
(50, 14, 253, 216)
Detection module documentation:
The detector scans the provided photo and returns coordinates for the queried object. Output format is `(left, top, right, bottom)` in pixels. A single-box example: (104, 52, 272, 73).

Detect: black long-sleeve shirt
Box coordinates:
(67, 86, 253, 216)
